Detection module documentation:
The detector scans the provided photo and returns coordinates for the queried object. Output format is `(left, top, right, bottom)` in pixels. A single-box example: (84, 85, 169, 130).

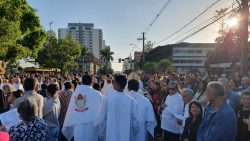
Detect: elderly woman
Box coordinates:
(9, 100, 48, 141)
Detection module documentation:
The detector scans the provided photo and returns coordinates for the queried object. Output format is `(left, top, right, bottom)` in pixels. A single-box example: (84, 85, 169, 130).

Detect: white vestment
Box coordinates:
(161, 92, 184, 134)
(127, 90, 157, 141)
(101, 82, 115, 96)
(94, 91, 140, 141)
(62, 85, 102, 141)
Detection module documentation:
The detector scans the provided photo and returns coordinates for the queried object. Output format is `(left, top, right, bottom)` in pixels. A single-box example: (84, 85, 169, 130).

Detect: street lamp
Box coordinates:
(48, 22, 53, 68)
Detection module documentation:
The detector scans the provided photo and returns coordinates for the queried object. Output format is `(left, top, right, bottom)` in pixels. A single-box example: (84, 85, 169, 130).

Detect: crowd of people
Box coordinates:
(0, 71, 249, 141)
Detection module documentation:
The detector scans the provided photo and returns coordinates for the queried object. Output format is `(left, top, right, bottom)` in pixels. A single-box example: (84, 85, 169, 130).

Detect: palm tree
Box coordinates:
(100, 48, 114, 74)
(79, 46, 89, 71)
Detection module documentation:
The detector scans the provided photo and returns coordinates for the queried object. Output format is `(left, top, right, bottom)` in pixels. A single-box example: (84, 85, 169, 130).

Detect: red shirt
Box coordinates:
(0, 131, 9, 141)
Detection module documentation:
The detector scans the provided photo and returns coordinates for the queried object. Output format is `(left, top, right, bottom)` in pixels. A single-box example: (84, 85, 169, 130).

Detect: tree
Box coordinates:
(36, 30, 58, 68)
(100, 48, 114, 74)
(143, 62, 156, 74)
(77, 46, 89, 71)
(156, 59, 174, 73)
(207, 7, 241, 70)
(56, 35, 81, 73)
(0, 0, 46, 62)
(36, 34, 81, 74)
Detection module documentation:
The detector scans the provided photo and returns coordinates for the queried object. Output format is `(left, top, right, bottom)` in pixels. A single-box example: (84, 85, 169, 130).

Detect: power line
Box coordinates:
(144, 0, 172, 33)
(167, 2, 236, 44)
(154, 0, 223, 45)
(177, 5, 240, 43)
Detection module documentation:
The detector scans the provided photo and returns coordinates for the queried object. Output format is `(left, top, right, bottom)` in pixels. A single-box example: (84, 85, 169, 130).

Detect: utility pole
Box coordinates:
(137, 32, 146, 66)
(239, 0, 249, 75)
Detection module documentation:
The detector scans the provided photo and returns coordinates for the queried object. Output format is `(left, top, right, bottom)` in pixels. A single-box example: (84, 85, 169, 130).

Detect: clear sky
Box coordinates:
(27, 0, 234, 71)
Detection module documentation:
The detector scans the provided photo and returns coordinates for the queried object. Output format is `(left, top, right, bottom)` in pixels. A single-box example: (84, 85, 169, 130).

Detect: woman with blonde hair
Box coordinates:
(0, 84, 16, 112)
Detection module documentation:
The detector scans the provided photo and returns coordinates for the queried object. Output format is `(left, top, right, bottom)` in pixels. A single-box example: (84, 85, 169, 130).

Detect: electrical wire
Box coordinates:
(144, 0, 172, 33)
(176, 5, 240, 43)
(154, 0, 223, 45)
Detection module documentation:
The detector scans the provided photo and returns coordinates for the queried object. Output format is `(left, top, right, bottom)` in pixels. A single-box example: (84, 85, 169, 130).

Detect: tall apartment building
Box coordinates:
(58, 23, 104, 59)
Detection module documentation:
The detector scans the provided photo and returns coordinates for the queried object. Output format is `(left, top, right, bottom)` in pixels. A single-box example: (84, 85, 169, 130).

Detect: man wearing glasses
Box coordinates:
(161, 81, 184, 141)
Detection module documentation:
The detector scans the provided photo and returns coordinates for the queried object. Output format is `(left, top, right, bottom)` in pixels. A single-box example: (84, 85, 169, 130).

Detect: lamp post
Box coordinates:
(48, 22, 53, 68)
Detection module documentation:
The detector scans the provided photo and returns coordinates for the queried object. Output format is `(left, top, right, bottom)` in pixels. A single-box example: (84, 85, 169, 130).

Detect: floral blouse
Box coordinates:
(9, 118, 48, 141)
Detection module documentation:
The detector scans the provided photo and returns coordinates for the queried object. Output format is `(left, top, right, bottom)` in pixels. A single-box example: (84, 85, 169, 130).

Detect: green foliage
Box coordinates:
(36, 30, 58, 67)
(81, 46, 89, 57)
(156, 59, 175, 73)
(37, 33, 81, 74)
(56, 36, 81, 72)
(100, 48, 114, 74)
(143, 59, 174, 74)
(0, 0, 46, 62)
(143, 62, 156, 74)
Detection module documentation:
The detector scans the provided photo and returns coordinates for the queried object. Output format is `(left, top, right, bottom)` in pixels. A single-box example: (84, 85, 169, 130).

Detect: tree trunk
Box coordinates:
(240, 0, 249, 76)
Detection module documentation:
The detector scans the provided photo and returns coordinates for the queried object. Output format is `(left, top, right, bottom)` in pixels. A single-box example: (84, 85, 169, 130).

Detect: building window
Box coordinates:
(180, 60, 187, 63)
(173, 60, 179, 63)
(188, 60, 195, 63)
(188, 50, 195, 53)
(195, 60, 202, 63)
(196, 50, 202, 53)
(174, 50, 180, 53)
(180, 50, 187, 53)
(85, 27, 91, 30)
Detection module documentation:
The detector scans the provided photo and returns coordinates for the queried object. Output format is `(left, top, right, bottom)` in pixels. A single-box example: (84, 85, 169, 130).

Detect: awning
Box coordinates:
(210, 63, 232, 68)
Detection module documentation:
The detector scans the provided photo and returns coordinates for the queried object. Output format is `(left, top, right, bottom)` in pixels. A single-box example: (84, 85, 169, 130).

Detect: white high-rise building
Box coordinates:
(58, 23, 104, 59)
(58, 28, 68, 39)
(122, 55, 134, 71)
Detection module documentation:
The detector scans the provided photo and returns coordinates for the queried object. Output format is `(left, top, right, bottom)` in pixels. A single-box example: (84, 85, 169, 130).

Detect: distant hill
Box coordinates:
(145, 44, 173, 62)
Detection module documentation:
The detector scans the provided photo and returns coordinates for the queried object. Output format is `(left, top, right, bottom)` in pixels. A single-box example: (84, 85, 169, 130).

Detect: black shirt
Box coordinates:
(181, 116, 202, 141)
(237, 107, 250, 141)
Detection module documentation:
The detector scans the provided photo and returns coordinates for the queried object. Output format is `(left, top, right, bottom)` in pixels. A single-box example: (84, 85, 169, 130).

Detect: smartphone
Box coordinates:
(0, 120, 2, 126)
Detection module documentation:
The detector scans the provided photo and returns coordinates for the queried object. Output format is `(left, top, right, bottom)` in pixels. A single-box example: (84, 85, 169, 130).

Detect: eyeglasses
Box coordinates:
(168, 88, 176, 91)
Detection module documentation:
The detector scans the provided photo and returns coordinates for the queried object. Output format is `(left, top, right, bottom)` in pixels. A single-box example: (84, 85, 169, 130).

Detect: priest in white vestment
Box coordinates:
(94, 74, 140, 141)
(62, 75, 102, 141)
(127, 79, 157, 141)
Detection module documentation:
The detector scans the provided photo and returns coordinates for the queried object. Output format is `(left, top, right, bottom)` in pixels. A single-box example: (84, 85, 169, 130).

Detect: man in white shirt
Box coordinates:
(14, 78, 24, 91)
(161, 81, 184, 141)
(95, 74, 140, 141)
(127, 79, 157, 141)
(62, 75, 102, 141)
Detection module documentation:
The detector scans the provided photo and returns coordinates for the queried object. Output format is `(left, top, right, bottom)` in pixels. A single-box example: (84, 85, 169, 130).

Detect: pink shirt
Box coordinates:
(0, 131, 9, 141)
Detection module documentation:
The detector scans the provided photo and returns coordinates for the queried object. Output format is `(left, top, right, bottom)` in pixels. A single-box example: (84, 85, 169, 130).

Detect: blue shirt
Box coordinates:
(196, 101, 237, 141)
